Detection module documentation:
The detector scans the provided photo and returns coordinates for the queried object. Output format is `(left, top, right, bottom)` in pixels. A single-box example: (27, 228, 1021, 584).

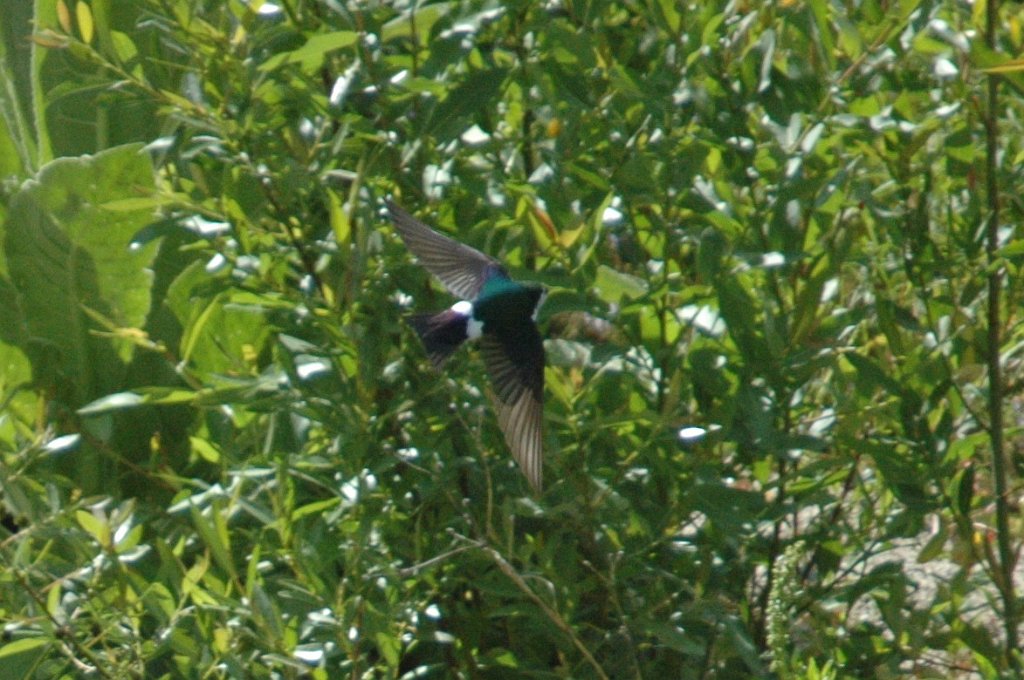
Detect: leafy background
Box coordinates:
(1, 0, 1022, 677)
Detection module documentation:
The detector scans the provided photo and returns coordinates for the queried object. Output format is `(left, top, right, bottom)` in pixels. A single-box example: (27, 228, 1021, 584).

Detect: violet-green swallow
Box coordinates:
(386, 201, 546, 492)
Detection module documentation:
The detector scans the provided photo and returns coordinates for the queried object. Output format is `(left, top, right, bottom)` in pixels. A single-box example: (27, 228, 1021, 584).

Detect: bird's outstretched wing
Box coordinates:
(479, 332, 545, 492)
(386, 200, 508, 300)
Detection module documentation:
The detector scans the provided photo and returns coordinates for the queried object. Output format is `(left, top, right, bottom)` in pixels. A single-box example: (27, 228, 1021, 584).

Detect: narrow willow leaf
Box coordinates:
(75, 0, 93, 44)
(190, 436, 222, 463)
(189, 504, 237, 581)
(258, 31, 359, 73)
(56, 0, 72, 33)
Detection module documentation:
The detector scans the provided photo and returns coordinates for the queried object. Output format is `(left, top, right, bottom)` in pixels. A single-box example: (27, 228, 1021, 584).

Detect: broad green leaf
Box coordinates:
(593, 265, 648, 303)
(0, 333, 32, 439)
(566, 161, 610, 191)
(0, 637, 50, 679)
(4, 144, 157, 404)
(327, 188, 350, 246)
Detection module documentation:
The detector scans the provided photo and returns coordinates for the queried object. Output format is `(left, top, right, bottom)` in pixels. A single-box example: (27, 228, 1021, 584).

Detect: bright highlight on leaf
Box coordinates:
(76, 0, 93, 44)
(44, 433, 81, 453)
(190, 437, 222, 463)
(981, 58, 1024, 74)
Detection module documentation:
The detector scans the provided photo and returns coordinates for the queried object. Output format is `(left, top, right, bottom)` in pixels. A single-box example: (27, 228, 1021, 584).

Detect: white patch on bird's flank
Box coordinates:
(532, 289, 548, 322)
(451, 300, 483, 339)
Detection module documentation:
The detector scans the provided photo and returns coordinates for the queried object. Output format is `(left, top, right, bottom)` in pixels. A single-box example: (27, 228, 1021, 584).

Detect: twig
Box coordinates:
(450, 530, 610, 680)
(392, 545, 478, 578)
(983, 0, 1019, 666)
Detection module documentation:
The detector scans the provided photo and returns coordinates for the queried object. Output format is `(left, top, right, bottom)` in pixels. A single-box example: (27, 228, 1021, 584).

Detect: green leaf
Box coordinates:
(644, 621, 705, 656)
(189, 502, 237, 581)
(953, 465, 975, 517)
(806, 0, 836, 71)
(375, 631, 400, 668)
(165, 268, 274, 375)
(0, 637, 49, 658)
(258, 31, 359, 73)
(424, 69, 508, 140)
(190, 436, 222, 463)
(78, 387, 199, 415)
(697, 228, 728, 281)
(76, 0, 94, 44)
(842, 352, 904, 398)
(653, 0, 681, 33)
(0, 637, 50, 679)
(714, 277, 771, 369)
(916, 523, 948, 563)
(593, 265, 648, 303)
(78, 391, 145, 414)
(4, 144, 157, 404)
(291, 498, 341, 521)
(381, 4, 451, 44)
(75, 509, 110, 545)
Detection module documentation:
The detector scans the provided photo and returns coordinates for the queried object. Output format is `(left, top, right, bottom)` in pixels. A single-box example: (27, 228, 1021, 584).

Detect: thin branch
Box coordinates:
(392, 545, 478, 578)
(450, 531, 610, 680)
(983, 0, 1019, 666)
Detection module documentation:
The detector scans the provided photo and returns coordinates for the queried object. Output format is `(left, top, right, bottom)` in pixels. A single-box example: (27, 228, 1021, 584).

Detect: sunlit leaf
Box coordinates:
(190, 436, 222, 463)
(75, 0, 93, 44)
(258, 31, 359, 73)
(593, 265, 648, 303)
(5, 144, 157, 404)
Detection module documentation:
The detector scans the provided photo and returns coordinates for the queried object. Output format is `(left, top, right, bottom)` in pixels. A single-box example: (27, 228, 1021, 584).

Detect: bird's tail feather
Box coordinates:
(408, 310, 469, 368)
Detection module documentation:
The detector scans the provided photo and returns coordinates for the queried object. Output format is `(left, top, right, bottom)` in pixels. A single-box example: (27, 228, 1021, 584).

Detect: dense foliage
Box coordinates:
(1, 0, 1023, 677)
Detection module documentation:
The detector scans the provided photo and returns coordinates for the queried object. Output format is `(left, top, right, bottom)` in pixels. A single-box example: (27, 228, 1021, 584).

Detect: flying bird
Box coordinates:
(386, 200, 546, 492)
